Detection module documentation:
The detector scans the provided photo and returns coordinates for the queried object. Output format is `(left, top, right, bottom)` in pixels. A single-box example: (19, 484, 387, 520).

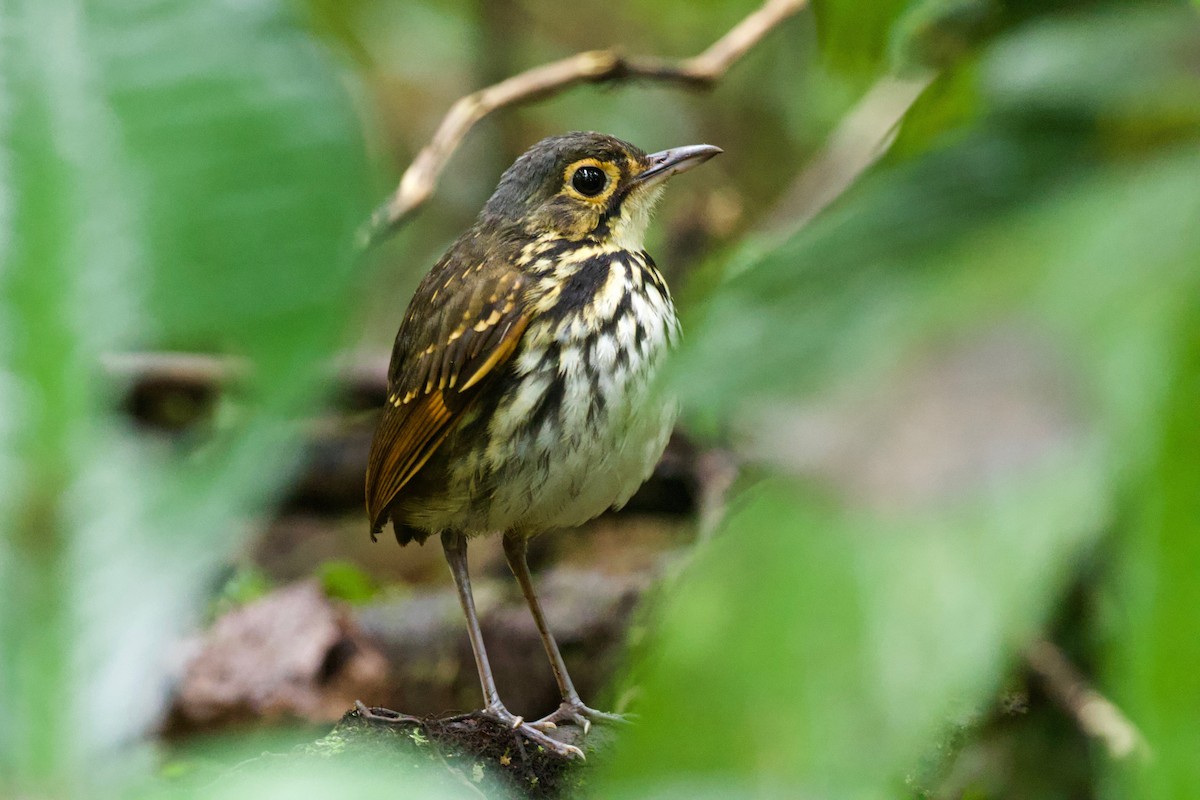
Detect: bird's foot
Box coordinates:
(480, 704, 585, 760)
(530, 700, 633, 736)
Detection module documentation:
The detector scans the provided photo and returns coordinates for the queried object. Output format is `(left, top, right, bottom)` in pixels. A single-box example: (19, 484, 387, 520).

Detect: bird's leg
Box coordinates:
(441, 531, 584, 759)
(502, 533, 631, 735)
(442, 531, 504, 713)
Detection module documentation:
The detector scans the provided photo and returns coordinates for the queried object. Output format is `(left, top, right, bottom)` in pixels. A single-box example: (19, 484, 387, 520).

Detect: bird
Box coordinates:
(365, 131, 721, 758)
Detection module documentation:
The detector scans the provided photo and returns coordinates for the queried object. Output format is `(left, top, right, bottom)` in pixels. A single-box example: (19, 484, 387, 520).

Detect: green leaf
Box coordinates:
(318, 560, 379, 604)
(606, 6, 1200, 795)
(210, 567, 276, 619)
(0, 0, 368, 791)
(0, 2, 115, 785)
(1108, 309, 1200, 797)
(812, 0, 914, 80)
(983, 6, 1200, 139)
(602, 459, 1107, 794)
(889, 0, 1002, 72)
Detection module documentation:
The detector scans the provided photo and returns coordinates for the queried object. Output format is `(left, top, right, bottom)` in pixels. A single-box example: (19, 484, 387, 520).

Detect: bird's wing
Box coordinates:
(365, 253, 530, 534)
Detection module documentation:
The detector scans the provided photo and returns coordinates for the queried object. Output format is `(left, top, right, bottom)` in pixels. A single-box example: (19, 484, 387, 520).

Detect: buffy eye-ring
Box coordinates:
(571, 166, 607, 196)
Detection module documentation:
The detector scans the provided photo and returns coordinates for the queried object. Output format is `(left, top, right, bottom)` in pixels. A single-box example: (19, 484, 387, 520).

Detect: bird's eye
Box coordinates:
(571, 166, 607, 197)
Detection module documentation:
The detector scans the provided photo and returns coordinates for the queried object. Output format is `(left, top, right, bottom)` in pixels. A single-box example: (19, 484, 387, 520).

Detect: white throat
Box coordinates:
(607, 184, 665, 251)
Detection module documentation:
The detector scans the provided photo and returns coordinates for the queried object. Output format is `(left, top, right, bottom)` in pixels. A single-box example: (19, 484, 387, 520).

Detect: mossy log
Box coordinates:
(306, 704, 618, 799)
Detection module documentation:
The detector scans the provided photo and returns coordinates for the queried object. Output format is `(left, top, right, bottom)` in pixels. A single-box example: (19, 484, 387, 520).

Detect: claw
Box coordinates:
(480, 706, 585, 760)
(532, 701, 630, 736)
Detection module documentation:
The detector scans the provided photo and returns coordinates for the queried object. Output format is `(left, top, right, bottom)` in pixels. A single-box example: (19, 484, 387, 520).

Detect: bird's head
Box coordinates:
(480, 131, 721, 250)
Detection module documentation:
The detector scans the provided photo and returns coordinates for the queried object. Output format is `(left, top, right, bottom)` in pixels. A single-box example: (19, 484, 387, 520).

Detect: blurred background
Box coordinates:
(2, 0, 1199, 797)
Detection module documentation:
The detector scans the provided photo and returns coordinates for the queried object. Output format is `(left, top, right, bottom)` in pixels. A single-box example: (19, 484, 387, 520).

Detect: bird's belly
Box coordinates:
(486, 355, 676, 534)
(419, 286, 679, 536)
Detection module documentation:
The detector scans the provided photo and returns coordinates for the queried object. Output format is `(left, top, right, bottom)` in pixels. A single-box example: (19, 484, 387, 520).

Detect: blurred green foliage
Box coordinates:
(816, 0, 913, 78)
(2, 0, 1199, 799)
(615, 3, 1200, 798)
(1, 0, 367, 793)
(208, 567, 276, 620)
(317, 559, 379, 604)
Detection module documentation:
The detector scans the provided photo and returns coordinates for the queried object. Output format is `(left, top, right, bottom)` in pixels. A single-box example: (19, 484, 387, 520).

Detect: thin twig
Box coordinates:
(103, 351, 388, 401)
(1024, 639, 1149, 761)
(360, 0, 807, 248)
(694, 448, 740, 542)
(354, 700, 423, 725)
(759, 70, 935, 236)
(101, 351, 251, 389)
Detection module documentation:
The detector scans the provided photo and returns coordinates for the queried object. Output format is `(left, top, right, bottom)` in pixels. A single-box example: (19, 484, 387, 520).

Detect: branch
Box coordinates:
(104, 351, 387, 400)
(360, 0, 807, 248)
(1024, 639, 1149, 761)
(102, 351, 707, 517)
(320, 706, 615, 798)
(101, 351, 251, 390)
(760, 70, 934, 236)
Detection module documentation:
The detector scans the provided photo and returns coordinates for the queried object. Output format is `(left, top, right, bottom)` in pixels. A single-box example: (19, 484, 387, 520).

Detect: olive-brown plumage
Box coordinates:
(365, 235, 530, 539)
(365, 132, 720, 758)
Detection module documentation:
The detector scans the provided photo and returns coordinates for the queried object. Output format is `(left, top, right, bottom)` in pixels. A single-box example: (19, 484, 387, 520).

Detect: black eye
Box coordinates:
(571, 166, 607, 197)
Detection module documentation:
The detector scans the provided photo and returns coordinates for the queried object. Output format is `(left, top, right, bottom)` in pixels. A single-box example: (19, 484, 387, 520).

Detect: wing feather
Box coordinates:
(365, 251, 529, 534)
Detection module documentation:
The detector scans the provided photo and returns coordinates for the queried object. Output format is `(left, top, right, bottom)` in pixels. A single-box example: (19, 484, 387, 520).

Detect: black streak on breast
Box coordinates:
(548, 254, 616, 319)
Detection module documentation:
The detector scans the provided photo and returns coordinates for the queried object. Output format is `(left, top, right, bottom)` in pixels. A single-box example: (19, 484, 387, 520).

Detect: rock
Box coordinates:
(167, 581, 389, 733)
(354, 567, 651, 719)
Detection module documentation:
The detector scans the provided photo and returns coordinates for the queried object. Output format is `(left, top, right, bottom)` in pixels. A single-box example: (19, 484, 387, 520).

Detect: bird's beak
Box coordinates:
(634, 144, 723, 187)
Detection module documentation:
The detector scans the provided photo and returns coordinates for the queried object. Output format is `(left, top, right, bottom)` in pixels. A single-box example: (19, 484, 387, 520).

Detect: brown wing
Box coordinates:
(365, 246, 529, 535)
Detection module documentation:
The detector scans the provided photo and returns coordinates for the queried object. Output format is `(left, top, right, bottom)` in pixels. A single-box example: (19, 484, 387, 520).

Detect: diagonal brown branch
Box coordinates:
(360, 0, 807, 249)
